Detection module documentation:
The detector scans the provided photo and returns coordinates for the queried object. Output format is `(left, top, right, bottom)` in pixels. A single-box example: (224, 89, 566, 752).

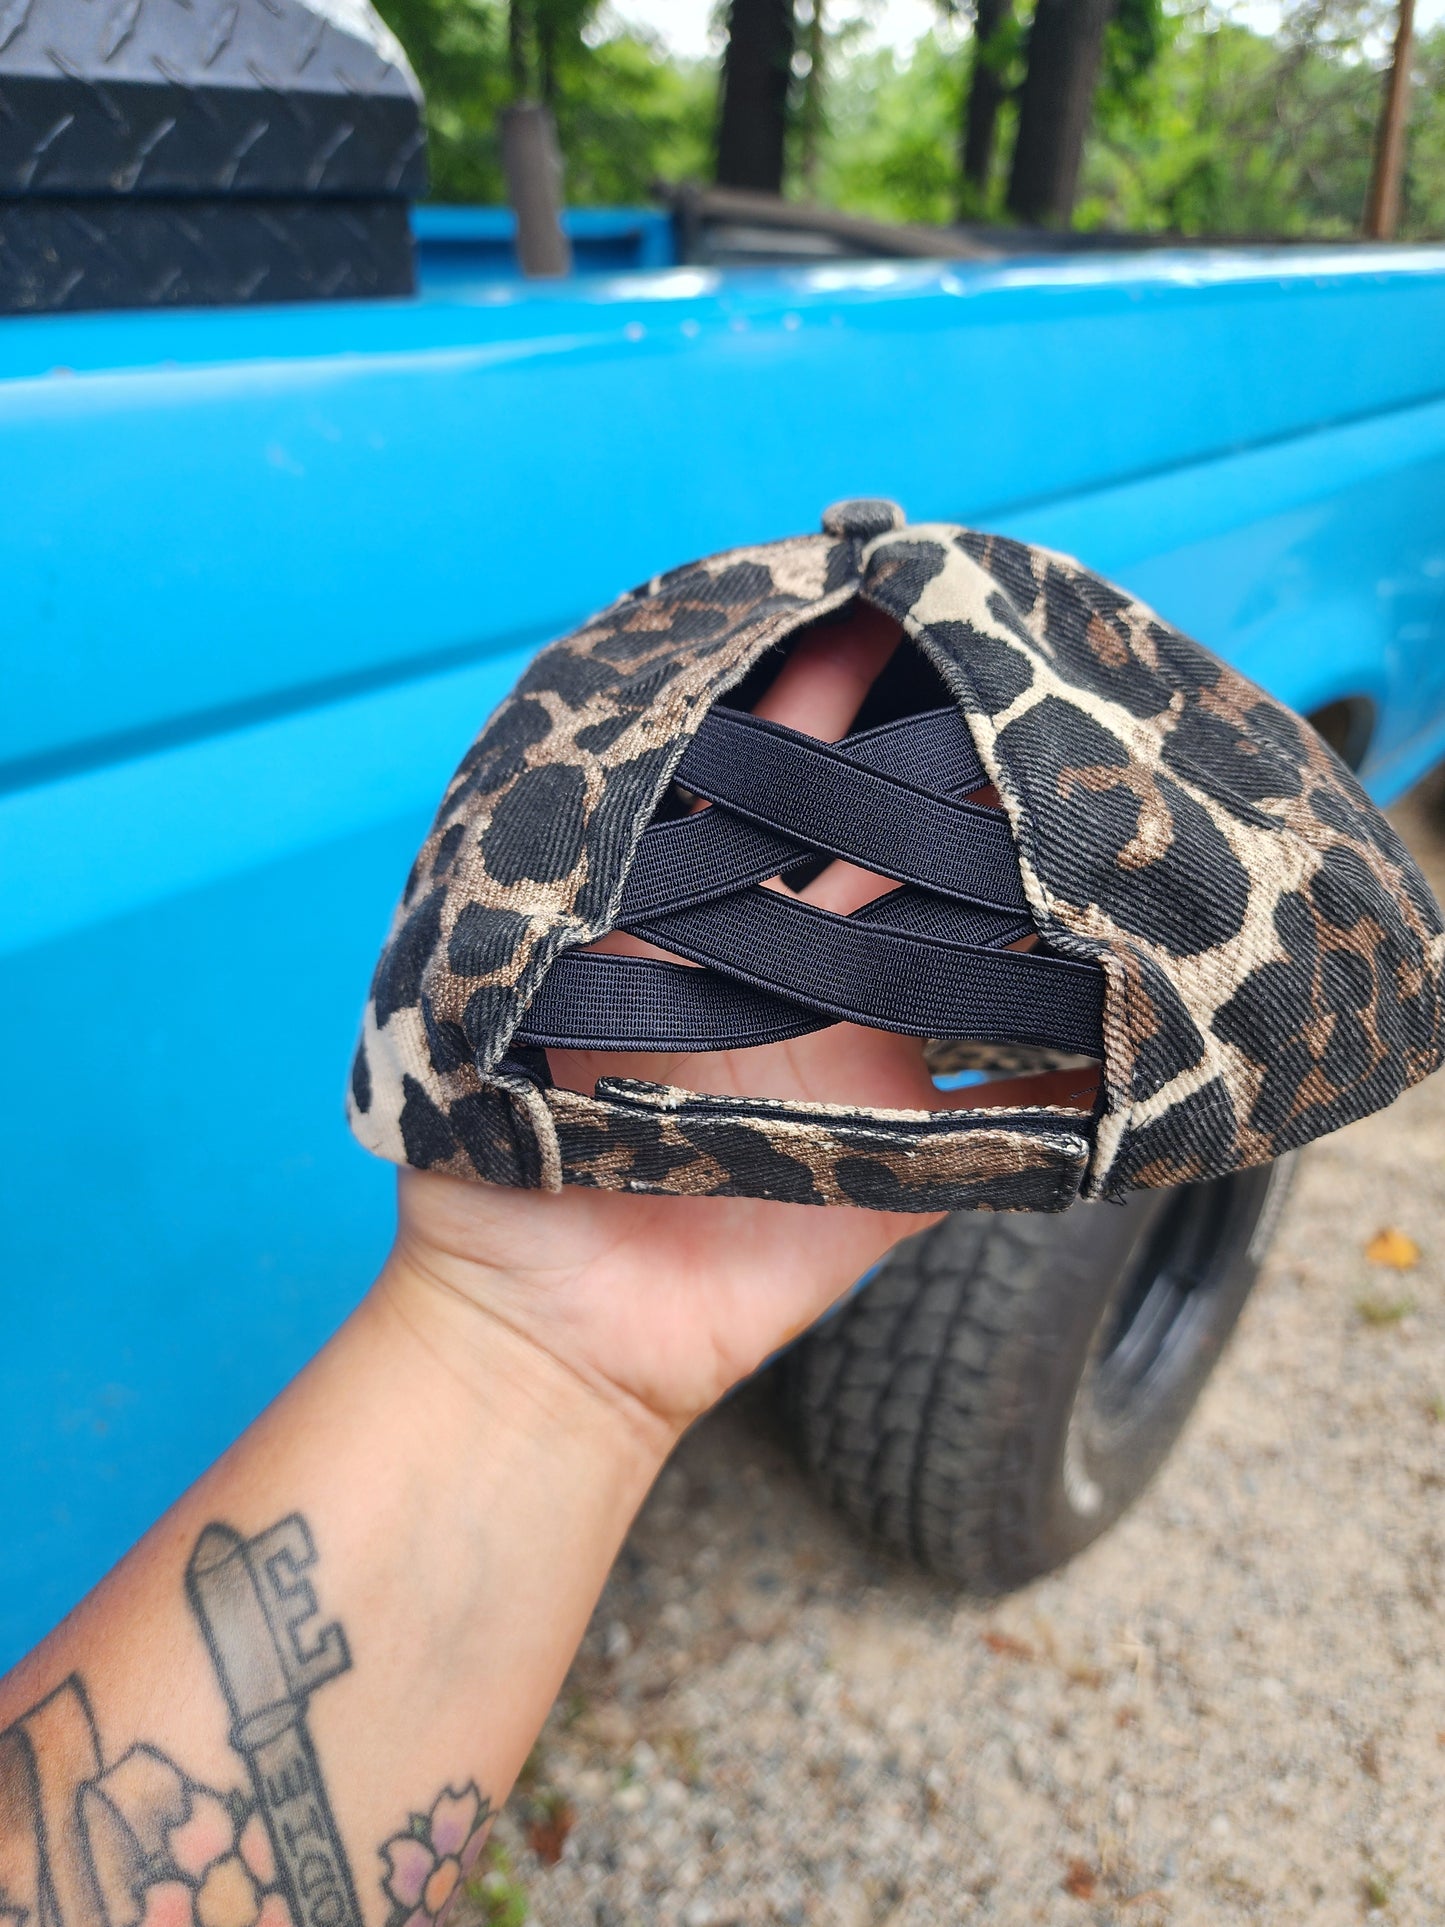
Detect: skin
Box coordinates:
(0, 610, 1094, 1924)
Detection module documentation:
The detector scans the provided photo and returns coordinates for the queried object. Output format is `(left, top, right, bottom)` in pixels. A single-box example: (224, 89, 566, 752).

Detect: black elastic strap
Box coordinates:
(618, 806, 817, 920)
(620, 705, 1005, 922)
(835, 705, 987, 794)
(511, 697, 1106, 1063)
(618, 708, 1006, 922)
(625, 888, 1103, 1053)
(853, 885, 1031, 949)
(517, 899, 1103, 1057)
(514, 953, 829, 1053)
(675, 707, 1026, 914)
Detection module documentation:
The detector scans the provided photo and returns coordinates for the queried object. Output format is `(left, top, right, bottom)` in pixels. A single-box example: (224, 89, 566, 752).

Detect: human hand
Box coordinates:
(381, 606, 1091, 1450)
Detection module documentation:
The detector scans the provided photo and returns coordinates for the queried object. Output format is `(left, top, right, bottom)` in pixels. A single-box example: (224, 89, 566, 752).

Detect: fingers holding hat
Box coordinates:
(749, 600, 901, 742)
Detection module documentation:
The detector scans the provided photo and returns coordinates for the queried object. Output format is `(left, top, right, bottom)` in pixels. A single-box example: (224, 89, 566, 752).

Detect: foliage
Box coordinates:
(808, 31, 967, 223)
(956, 0, 1032, 215)
(375, 0, 510, 200)
(374, 0, 1445, 239)
(807, 0, 1445, 240)
(461, 1842, 528, 1927)
(1077, 2, 1445, 238)
(553, 32, 714, 204)
(1097, 0, 1170, 132)
(1404, 23, 1445, 235)
(372, 0, 713, 202)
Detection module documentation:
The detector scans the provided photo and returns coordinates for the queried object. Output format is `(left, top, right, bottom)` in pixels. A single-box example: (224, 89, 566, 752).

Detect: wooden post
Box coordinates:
(1364, 0, 1416, 240)
(502, 102, 573, 279)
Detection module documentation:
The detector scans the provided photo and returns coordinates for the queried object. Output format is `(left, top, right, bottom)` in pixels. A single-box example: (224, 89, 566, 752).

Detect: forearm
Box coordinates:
(0, 1258, 671, 1927)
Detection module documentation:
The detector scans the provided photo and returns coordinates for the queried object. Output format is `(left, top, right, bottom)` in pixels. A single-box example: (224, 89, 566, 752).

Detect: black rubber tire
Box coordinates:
(784, 1159, 1296, 1592)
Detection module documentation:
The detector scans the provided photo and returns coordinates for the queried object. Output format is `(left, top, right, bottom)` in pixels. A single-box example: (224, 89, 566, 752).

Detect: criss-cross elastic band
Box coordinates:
(513, 705, 1104, 1060)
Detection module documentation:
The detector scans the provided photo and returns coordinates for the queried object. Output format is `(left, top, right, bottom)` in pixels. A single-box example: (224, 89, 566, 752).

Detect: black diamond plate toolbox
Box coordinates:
(0, 0, 426, 197)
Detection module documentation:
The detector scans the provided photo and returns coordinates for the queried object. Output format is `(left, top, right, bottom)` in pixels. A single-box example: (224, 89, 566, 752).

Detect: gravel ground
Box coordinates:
(474, 778, 1445, 1927)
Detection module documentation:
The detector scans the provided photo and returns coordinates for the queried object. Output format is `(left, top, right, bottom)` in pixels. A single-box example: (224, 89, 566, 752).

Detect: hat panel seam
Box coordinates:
(858, 531, 1125, 1195)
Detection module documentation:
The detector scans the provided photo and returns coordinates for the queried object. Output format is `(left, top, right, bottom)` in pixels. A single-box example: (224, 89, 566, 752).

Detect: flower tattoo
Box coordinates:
(139, 1782, 294, 1927)
(380, 1786, 492, 1927)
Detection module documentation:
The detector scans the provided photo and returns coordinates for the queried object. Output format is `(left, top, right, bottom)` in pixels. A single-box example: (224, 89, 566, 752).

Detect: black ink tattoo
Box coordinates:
(0, 1668, 299, 1927)
(186, 1519, 360, 1927)
(0, 1517, 491, 1927)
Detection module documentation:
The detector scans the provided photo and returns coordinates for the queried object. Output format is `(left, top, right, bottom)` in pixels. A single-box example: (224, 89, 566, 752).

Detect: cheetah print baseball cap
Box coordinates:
(348, 500, 1444, 1212)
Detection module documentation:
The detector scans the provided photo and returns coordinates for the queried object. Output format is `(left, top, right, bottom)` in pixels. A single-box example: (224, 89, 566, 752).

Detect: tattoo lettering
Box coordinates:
(0, 1517, 489, 1927)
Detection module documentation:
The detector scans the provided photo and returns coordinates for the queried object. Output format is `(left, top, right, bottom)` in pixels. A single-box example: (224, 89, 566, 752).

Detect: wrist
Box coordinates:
(366, 1245, 680, 1491)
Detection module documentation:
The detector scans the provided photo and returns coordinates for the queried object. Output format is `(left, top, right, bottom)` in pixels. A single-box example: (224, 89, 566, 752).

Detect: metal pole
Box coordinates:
(1364, 0, 1416, 240)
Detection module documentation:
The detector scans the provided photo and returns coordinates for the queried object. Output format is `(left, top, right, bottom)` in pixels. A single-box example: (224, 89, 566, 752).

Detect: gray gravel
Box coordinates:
(476, 777, 1445, 1927)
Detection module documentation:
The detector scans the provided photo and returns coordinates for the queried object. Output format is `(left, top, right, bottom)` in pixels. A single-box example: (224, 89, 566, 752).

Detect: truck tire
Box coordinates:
(784, 1158, 1295, 1592)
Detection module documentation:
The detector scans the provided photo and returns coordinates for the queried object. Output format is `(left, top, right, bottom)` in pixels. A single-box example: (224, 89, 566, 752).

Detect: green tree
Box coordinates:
(372, 0, 713, 202)
(1406, 24, 1445, 233)
(375, 0, 510, 200)
(959, 0, 1021, 212)
(810, 31, 966, 223)
(372, 0, 1445, 237)
(1077, 1, 1392, 234)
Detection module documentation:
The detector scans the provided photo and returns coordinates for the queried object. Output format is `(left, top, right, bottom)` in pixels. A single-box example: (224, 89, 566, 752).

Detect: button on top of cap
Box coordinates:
(821, 498, 906, 541)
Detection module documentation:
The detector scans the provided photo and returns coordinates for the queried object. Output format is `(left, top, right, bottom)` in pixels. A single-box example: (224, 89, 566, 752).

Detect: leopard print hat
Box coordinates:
(347, 500, 1444, 1213)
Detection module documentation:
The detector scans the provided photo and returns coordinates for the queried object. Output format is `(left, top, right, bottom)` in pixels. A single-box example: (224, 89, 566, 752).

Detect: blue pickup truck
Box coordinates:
(6, 181, 1445, 1662)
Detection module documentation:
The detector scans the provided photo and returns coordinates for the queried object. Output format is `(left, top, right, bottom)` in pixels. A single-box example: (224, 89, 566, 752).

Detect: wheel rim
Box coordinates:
(1093, 1183, 1236, 1427)
(1063, 1172, 1273, 1515)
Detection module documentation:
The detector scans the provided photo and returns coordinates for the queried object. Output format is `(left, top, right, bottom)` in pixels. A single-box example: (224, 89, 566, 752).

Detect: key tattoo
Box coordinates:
(0, 1517, 492, 1927)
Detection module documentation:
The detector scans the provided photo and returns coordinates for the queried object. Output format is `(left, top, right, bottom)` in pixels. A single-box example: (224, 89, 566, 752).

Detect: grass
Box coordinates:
(1362, 1866, 1397, 1910)
(462, 1844, 529, 1927)
(1356, 1293, 1416, 1328)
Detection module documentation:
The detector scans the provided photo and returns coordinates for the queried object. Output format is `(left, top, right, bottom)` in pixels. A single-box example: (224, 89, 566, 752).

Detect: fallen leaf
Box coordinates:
(1062, 1858, 1098, 1900)
(983, 1629, 1034, 1661)
(1366, 1227, 1421, 1270)
(524, 1800, 574, 1867)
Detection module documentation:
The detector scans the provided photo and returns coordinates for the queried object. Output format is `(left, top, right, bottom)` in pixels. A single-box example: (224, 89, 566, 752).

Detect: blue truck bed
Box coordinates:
(4, 239, 1445, 1666)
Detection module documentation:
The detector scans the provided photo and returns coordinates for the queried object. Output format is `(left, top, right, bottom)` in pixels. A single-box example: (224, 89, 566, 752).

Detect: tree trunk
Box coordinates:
(716, 0, 796, 193)
(1364, 0, 1416, 239)
(961, 0, 1014, 201)
(537, 9, 558, 107)
(1006, 0, 1116, 226)
(502, 103, 572, 278)
(798, 0, 826, 195)
(508, 0, 530, 101)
